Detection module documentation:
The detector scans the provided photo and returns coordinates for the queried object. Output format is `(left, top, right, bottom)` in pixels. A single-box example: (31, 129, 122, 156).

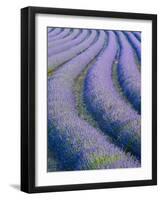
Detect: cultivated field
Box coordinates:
(47, 28, 141, 172)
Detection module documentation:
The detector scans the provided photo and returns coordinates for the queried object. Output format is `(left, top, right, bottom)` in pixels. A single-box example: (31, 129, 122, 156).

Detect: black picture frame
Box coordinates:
(21, 6, 157, 193)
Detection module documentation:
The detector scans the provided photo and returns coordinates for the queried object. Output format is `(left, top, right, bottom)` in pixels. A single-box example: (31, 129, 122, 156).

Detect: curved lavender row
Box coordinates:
(133, 32, 141, 42)
(48, 28, 54, 33)
(124, 31, 141, 63)
(48, 30, 89, 56)
(48, 30, 140, 170)
(48, 29, 83, 57)
(49, 29, 80, 48)
(48, 30, 96, 72)
(115, 31, 141, 114)
(48, 28, 63, 38)
(84, 31, 141, 159)
(48, 28, 71, 45)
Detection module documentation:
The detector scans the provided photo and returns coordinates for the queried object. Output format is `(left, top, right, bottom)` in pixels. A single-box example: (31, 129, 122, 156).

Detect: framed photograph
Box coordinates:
(21, 6, 157, 193)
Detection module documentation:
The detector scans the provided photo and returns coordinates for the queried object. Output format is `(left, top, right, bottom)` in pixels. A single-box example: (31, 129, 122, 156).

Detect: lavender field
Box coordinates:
(47, 27, 141, 172)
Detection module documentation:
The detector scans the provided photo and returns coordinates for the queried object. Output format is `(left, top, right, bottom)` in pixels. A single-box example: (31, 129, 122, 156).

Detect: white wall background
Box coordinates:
(0, 0, 159, 199)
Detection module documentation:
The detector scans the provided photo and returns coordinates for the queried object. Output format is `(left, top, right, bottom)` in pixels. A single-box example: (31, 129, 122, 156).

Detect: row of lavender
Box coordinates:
(47, 27, 141, 171)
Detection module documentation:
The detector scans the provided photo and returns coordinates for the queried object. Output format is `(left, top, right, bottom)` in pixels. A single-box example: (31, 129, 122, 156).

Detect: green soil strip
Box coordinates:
(74, 59, 101, 130)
